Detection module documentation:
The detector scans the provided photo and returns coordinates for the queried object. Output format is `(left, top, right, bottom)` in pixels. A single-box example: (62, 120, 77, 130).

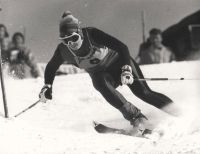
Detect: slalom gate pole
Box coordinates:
(14, 100, 40, 118)
(135, 77, 200, 81)
(0, 45, 9, 118)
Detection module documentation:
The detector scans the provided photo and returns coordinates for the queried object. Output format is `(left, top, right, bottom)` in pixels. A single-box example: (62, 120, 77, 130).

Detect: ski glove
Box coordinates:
(39, 84, 52, 103)
(121, 65, 134, 85)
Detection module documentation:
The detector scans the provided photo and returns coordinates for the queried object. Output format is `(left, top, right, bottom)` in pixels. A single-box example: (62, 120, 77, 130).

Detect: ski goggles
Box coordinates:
(59, 32, 80, 45)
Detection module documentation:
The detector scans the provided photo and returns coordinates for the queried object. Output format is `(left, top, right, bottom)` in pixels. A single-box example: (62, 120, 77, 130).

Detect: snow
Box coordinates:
(0, 61, 200, 154)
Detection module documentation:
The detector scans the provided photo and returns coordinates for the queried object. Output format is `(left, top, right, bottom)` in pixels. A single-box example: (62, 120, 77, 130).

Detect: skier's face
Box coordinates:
(60, 32, 80, 44)
(60, 30, 83, 50)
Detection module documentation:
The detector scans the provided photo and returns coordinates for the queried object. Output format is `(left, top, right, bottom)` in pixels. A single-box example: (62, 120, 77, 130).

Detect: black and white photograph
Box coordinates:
(0, 0, 200, 153)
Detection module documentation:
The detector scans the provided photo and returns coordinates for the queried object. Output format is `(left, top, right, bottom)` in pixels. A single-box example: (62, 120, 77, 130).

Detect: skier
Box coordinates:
(39, 11, 173, 127)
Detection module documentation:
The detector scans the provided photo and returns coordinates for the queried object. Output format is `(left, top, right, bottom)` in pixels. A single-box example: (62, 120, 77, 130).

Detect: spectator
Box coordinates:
(136, 28, 175, 65)
(7, 32, 40, 79)
(0, 24, 9, 64)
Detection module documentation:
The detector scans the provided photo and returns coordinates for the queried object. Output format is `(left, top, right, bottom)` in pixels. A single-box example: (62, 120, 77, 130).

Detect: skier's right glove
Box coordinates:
(121, 65, 134, 85)
(39, 84, 52, 103)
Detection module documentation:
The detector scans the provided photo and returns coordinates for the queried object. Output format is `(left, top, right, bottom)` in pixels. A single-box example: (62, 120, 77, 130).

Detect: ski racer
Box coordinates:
(39, 11, 173, 127)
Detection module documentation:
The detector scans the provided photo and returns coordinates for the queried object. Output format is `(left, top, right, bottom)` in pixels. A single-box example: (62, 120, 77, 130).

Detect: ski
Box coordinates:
(93, 121, 153, 138)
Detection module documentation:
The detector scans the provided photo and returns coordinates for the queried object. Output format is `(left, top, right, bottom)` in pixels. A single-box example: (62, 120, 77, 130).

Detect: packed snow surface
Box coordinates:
(0, 61, 200, 154)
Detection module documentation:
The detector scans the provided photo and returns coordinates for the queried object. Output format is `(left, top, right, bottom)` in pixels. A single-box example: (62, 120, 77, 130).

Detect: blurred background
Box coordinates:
(1, 0, 200, 62)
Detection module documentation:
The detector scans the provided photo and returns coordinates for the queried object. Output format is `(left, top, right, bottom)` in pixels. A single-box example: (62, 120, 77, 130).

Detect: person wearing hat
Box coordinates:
(39, 11, 174, 128)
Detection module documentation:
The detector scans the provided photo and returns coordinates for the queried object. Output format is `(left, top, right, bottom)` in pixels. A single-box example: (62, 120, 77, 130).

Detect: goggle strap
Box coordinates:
(59, 32, 78, 40)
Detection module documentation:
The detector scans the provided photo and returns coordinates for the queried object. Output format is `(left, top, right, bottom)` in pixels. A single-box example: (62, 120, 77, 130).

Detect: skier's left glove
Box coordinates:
(121, 65, 134, 85)
(39, 84, 52, 103)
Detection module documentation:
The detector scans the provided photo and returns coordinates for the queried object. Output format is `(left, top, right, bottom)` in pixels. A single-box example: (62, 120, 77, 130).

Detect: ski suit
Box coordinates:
(44, 27, 173, 121)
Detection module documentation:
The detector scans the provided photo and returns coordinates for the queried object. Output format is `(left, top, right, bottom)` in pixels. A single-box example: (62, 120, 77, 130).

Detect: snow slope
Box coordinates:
(0, 61, 200, 154)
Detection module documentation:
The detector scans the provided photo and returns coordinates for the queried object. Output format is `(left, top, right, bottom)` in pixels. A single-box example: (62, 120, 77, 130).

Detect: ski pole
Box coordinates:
(0, 45, 9, 118)
(14, 100, 40, 117)
(134, 78, 200, 81)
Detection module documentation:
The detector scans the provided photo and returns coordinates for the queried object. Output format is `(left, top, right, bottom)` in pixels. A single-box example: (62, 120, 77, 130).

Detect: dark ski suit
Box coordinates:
(44, 27, 173, 121)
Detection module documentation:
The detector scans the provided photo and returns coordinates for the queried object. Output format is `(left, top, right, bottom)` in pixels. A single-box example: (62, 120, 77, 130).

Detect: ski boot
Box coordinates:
(119, 102, 149, 134)
(129, 112, 148, 127)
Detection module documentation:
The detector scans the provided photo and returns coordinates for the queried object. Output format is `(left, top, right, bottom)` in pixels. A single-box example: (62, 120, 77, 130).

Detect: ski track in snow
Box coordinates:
(0, 61, 200, 154)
